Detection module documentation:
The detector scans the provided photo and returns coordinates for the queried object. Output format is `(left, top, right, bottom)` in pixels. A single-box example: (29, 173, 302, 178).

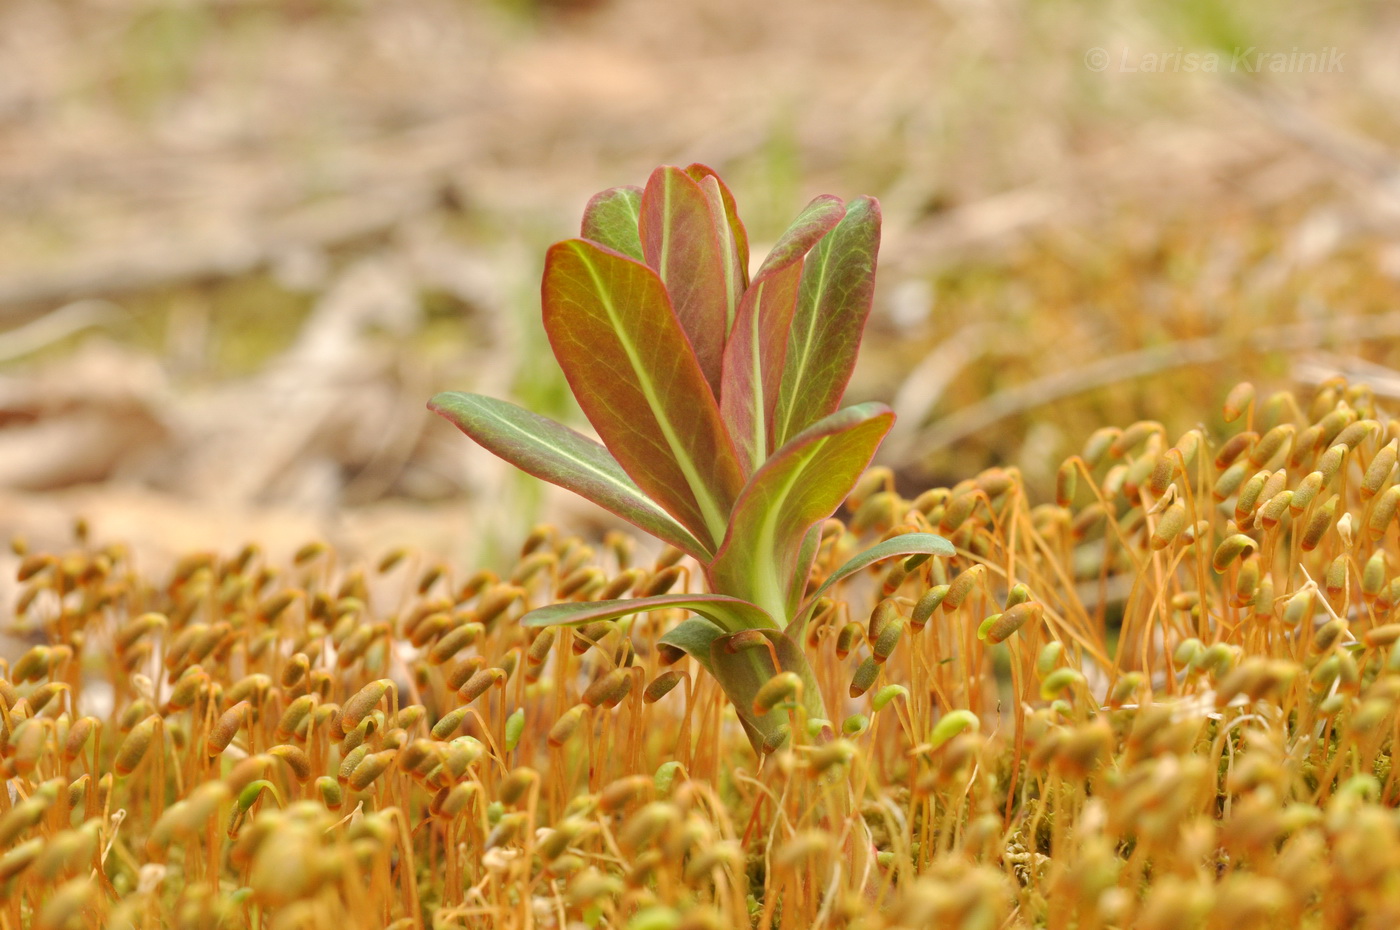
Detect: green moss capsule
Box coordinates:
(944, 565, 986, 611)
(912, 586, 950, 631)
(1249, 423, 1294, 468)
(1150, 502, 1188, 551)
(1214, 432, 1257, 470)
(1290, 472, 1325, 515)
(1300, 496, 1339, 552)
(115, 715, 159, 776)
(1364, 552, 1388, 600)
(1370, 486, 1400, 539)
(849, 657, 880, 698)
(1222, 382, 1254, 422)
(1363, 440, 1399, 498)
(834, 621, 864, 659)
(753, 672, 803, 716)
(929, 710, 979, 751)
(1234, 470, 1270, 523)
(1055, 459, 1079, 506)
(1212, 462, 1248, 501)
(643, 670, 683, 704)
(984, 602, 1043, 645)
(872, 684, 909, 712)
(582, 669, 632, 709)
(872, 617, 905, 662)
(1212, 535, 1258, 573)
(1040, 667, 1086, 700)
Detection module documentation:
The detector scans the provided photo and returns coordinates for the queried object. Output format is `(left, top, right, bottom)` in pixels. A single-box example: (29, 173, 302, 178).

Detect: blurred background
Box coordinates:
(2, 0, 1399, 579)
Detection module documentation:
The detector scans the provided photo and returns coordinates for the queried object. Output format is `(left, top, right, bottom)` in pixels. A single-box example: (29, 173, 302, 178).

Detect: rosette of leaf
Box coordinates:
(430, 164, 952, 754)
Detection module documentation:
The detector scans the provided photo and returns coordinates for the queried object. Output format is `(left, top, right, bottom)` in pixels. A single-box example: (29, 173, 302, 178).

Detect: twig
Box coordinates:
(906, 310, 1400, 455)
(0, 183, 441, 316)
(0, 300, 123, 362)
(1293, 352, 1400, 398)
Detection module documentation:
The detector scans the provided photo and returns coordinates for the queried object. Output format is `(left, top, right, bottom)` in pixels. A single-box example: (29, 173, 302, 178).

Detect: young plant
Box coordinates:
(429, 165, 952, 753)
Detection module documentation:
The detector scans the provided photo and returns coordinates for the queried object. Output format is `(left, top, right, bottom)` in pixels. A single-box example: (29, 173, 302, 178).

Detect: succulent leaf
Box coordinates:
(709, 403, 895, 622)
(772, 196, 881, 448)
(789, 532, 955, 639)
(720, 194, 846, 472)
(709, 628, 824, 755)
(428, 392, 709, 559)
(580, 186, 644, 260)
(520, 594, 778, 635)
(684, 163, 750, 296)
(638, 166, 732, 395)
(656, 616, 727, 675)
(542, 238, 745, 548)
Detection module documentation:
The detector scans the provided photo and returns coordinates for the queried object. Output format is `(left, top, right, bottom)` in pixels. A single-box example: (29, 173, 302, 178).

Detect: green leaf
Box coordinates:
(638, 166, 731, 395)
(708, 403, 894, 624)
(520, 594, 778, 634)
(788, 532, 955, 639)
(786, 523, 823, 621)
(656, 616, 726, 675)
(427, 392, 709, 559)
(710, 629, 825, 756)
(772, 196, 882, 448)
(720, 196, 845, 473)
(580, 186, 644, 260)
(542, 239, 745, 549)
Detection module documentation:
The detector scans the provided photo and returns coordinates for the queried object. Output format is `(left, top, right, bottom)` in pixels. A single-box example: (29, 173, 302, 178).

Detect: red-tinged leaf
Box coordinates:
(580, 186, 644, 260)
(520, 594, 777, 634)
(787, 532, 955, 639)
(720, 196, 846, 471)
(542, 239, 745, 550)
(638, 166, 730, 395)
(751, 194, 844, 280)
(771, 196, 882, 449)
(685, 164, 750, 292)
(708, 403, 894, 623)
(710, 629, 825, 755)
(428, 391, 709, 559)
(685, 164, 748, 329)
(696, 175, 744, 340)
(720, 262, 802, 473)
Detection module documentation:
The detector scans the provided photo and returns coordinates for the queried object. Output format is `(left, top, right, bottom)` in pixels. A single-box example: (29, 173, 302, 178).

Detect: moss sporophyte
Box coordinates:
(13, 374, 1400, 926)
(430, 165, 954, 754)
